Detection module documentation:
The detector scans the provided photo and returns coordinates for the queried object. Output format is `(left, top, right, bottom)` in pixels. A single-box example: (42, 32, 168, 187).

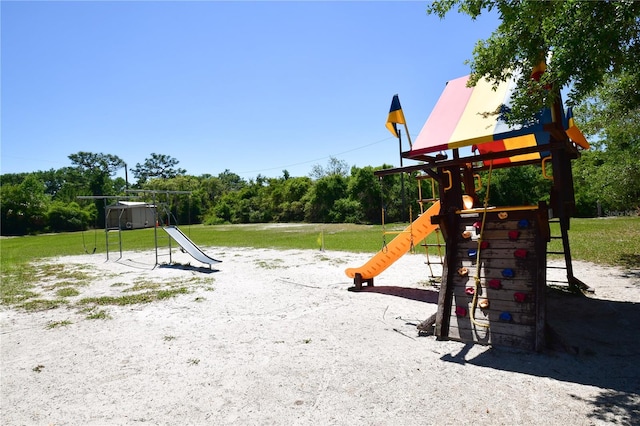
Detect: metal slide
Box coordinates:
(163, 225, 222, 267)
(345, 201, 440, 281)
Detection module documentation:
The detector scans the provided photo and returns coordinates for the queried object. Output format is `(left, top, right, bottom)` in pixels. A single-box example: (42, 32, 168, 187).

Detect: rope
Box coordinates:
(81, 228, 97, 254)
(418, 175, 445, 277)
(379, 177, 388, 252)
(424, 225, 445, 278)
(381, 206, 388, 253)
(417, 177, 432, 273)
(435, 228, 444, 262)
(470, 161, 494, 329)
(378, 175, 418, 254)
(409, 204, 415, 253)
(187, 195, 192, 238)
(82, 212, 98, 254)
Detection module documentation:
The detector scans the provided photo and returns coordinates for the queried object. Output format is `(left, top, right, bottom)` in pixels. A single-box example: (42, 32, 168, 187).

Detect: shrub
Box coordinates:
(47, 202, 90, 232)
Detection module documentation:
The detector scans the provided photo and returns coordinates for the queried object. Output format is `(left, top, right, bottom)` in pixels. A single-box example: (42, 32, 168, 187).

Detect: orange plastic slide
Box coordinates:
(345, 201, 440, 280)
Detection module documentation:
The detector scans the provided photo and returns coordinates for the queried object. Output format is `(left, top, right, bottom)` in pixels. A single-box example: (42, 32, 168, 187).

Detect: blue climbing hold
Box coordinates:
(501, 268, 515, 278)
(499, 312, 513, 322)
(518, 219, 530, 229)
(468, 249, 477, 257)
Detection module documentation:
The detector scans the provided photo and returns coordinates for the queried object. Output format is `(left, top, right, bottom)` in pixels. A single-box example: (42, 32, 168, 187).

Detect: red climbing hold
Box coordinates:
(508, 230, 520, 241)
(488, 279, 502, 290)
(514, 249, 528, 259)
(455, 306, 467, 317)
(514, 292, 527, 303)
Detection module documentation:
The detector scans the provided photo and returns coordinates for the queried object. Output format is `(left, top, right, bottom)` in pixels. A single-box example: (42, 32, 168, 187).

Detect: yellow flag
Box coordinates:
(386, 94, 405, 138)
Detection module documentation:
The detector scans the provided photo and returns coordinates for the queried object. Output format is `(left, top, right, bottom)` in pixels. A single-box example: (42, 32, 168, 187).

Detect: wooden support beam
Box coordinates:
(348, 273, 374, 292)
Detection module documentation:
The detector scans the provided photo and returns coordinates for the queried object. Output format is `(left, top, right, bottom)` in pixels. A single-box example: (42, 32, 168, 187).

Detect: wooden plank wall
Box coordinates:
(436, 208, 548, 351)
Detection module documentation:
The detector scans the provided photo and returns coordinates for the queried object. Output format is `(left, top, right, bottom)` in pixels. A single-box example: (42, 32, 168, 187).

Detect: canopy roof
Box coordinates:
(408, 74, 589, 165)
(106, 201, 156, 209)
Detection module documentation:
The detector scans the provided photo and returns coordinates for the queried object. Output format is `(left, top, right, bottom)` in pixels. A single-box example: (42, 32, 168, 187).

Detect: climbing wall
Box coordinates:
(435, 206, 549, 351)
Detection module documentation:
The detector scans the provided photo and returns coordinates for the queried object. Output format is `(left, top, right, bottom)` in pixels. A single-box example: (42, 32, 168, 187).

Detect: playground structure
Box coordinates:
(78, 190, 220, 269)
(346, 71, 590, 351)
(345, 201, 441, 289)
(163, 225, 221, 269)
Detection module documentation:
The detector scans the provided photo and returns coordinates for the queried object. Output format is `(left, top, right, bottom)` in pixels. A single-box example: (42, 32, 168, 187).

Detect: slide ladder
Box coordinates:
(163, 225, 222, 268)
(345, 201, 440, 290)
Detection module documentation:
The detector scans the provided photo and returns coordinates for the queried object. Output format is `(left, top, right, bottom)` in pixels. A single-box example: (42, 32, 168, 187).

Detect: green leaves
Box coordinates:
(427, 0, 640, 122)
(130, 153, 187, 184)
(68, 151, 125, 175)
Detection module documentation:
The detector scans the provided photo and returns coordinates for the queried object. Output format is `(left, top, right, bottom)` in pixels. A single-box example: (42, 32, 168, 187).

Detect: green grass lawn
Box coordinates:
(2, 217, 639, 267)
(547, 217, 640, 268)
(1, 217, 638, 307)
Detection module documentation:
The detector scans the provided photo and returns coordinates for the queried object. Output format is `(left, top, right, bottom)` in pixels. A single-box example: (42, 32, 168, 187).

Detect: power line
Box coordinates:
(235, 136, 398, 175)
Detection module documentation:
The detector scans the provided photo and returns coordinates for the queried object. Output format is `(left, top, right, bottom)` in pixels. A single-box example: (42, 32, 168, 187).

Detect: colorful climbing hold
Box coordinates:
(465, 287, 475, 296)
(468, 249, 477, 257)
(499, 312, 512, 322)
(462, 231, 472, 239)
(479, 299, 490, 309)
(498, 212, 508, 220)
(514, 249, 528, 259)
(508, 230, 520, 241)
(455, 306, 467, 317)
(501, 268, 515, 278)
(480, 241, 490, 249)
(513, 292, 527, 303)
(473, 221, 482, 229)
(518, 219, 530, 229)
(488, 279, 502, 290)
(458, 267, 469, 276)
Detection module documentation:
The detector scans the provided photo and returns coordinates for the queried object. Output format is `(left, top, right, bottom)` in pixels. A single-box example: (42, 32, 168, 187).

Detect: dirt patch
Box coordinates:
(1, 247, 639, 424)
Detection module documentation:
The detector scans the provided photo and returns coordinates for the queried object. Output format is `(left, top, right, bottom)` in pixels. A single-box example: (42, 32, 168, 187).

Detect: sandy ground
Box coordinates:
(1, 245, 639, 425)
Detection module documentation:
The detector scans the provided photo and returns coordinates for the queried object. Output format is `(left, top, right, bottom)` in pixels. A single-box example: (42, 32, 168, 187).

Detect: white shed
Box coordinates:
(105, 201, 156, 230)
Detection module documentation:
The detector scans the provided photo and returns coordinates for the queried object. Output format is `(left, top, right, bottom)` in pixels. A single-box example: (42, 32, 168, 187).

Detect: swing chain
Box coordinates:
(379, 176, 388, 253)
(409, 204, 415, 253)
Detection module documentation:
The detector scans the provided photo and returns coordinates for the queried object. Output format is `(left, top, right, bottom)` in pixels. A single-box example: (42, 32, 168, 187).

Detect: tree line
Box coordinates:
(0, 154, 411, 235)
(1, 141, 638, 236)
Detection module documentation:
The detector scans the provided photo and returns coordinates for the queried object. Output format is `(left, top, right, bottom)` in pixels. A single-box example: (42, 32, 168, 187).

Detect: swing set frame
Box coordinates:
(77, 189, 194, 267)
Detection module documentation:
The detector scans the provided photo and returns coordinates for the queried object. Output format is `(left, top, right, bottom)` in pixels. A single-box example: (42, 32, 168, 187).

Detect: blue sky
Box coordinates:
(1, 1, 500, 180)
